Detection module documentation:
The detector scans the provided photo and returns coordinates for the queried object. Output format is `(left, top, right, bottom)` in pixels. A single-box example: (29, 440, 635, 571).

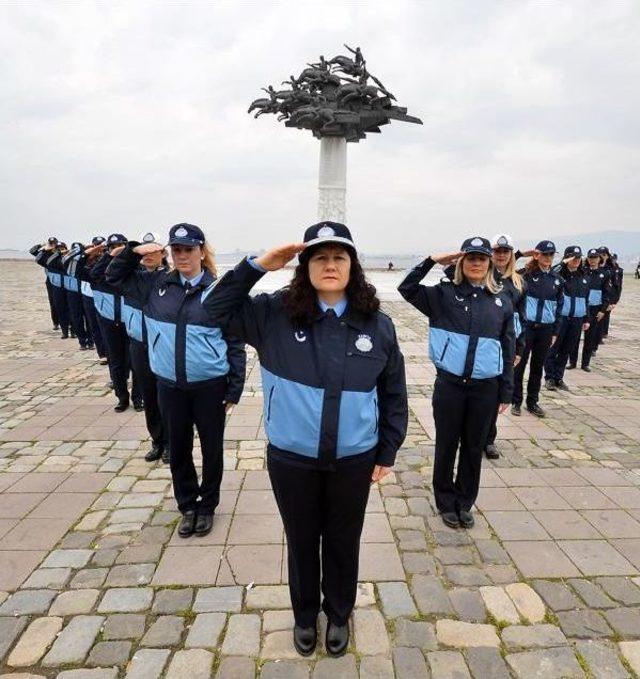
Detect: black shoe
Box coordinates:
(458, 510, 475, 529)
(99, 357, 109, 365)
(527, 404, 546, 418)
(79, 344, 88, 351)
(441, 512, 460, 529)
(86, 343, 94, 350)
(556, 380, 570, 391)
(144, 445, 163, 462)
(566, 363, 576, 370)
(195, 513, 214, 537)
(485, 444, 499, 460)
(545, 379, 557, 391)
(114, 398, 129, 413)
(133, 399, 144, 412)
(581, 365, 591, 372)
(53, 324, 59, 331)
(61, 333, 69, 339)
(325, 622, 349, 657)
(161, 447, 171, 465)
(178, 510, 197, 538)
(106, 381, 114, 390)
(293, 625, 317, 657)
(70, 330, 76, 338)
(511, 404, 521, 416)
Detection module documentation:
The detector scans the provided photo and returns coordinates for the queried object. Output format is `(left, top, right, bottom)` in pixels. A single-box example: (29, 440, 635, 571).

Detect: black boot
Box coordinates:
(458, 510, 475, 529)
(133, 399, 144, 412)
(441, 512, 460, 529)
(195, 513, 214, 537)
(485, 444, 499, 460)
(114, 397, 129, 413)
(527, 403, 546, 418)
(144, 444, 163, 462)
(293, 625, 317, 656)
(161, 447, 171, 465)
(325, 622, 349, 657)
(178, 511, 197, 538)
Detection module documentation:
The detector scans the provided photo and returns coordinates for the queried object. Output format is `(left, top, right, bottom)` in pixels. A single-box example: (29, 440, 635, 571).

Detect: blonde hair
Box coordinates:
(453, 256, 501, 294)
(201, 242, 217, 277)
(498, 251, 524, 292)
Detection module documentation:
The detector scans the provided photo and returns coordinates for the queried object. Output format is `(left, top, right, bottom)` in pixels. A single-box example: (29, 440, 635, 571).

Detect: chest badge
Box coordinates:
(495, 298, 503, 307)
(158, 287, 166, 297)
(355, 334, 373, 352)
(554, 280, 560, 286)
(294, 331, 307, 343)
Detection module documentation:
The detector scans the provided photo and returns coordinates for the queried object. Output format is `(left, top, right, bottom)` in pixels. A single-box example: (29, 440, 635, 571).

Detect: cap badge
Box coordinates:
(143, 232, 155, 243)
(555, 280, 560, 286)
(110, 235, 118, 242)
(498, 236, 508, 246)
(355, 334, 373, 352)
(318, 225, 336, 238)
(495, 298, 503, 307)
(471, 238, 483, 246)
(294, 330, 306, 343)
(175, 227, 188, 238)
(574, 247, 580, 253)
(547, 242, 553, 248)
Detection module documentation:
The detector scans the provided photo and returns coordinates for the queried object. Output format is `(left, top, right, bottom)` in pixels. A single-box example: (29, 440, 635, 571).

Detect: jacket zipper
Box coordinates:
(373, 396, 379, 433)
(439, 338, 450, 362)
(266, 385, 275, 421)
(152, 333, 161, 350)
(204, 335, 220, 358)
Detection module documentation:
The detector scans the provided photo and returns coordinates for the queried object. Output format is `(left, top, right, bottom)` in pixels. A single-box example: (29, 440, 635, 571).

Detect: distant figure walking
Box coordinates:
(388, 261, 394, 271)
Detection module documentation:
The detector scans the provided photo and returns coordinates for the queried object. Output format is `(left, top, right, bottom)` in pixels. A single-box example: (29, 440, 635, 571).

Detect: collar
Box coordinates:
(318, 297, 347, 317)
(180, 271, 205, 287)
(166, 268, 215, 289)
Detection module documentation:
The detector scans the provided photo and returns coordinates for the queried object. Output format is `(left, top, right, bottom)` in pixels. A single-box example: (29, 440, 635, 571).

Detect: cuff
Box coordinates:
(247, 255, 267, 273)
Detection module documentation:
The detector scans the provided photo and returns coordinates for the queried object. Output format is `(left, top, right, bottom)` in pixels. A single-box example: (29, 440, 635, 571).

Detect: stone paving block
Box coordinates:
(41, 615, 104, 666)
(49, 588, 100, 615)
(448, 587, 486, 622)
(245, 584, 290, 609)
(427, 650, 470, 678)
(193, 586, 243, 612)
(392, 647, 430, 677)
(97, 587, 153, 613)
(0, 589, 56, 616)
(152, 587, 193, 613)
(87, 640, 132, 667)
(532, 579, 583, 611)
(618, 641, 640, 675)
(70, 568, 108, 589)
(105, 564, 155, 587)
(436, 619, 500, 648)
(166, 649, 214, 679)
(0, 549, 48, 590)
(41, 549, 93, 569)
(568, 578, 617, 608)
(575, 640, 630, 679)
(556, 609, 612, 638)
(504, 541, 580, 578)
(20, 567, 72, 589)
(465, 647, 510, 679)
(502, 624, 568, 650)
(354, 609, 390, 655)
(558, 540, 637, 576)
(261, 630, 312, 660)
(506, 647, 585, 678)
(505, 582, 546, 623)
(377, 581, 418, 617)
(594, 576, 640, 605)
(185, 612, 226, 648)
(56, 670, 118, 679)
(411, 575, 454, 615)
(0, 616, 28, 662)
(313, 655, 357, 679)
(602, 607, 640, 637)
(152, 545, 223, 585)
(103, 614, 146, 640)
(6, 616, 62, 667)
(115, 544, 162, 565)
(394, 618, 437, 650)
(355, 582, 376, 607)
(263, 609, 295, 633)
(124, 648, 170, 679)
(141, 615, 184, 647)
(260, 660, 310, 679)
(479, 586, 520, 624)
(359, 656, 394, 679)
(221, 613, 261, 655)
(216, 656, 256, 678)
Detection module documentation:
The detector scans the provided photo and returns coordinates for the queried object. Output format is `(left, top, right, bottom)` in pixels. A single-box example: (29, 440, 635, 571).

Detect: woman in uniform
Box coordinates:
(106, 223, 246, 538)
(543, 246, 589, 391)
(511, 241, 563, 418)
(30, 237, 60, 331)
(399, 237, 514, 529)
(200, 221, 408, 658)
(32, 240, 70, 339)
(578, 248, 612, 371)
(62, 242, 91, 350)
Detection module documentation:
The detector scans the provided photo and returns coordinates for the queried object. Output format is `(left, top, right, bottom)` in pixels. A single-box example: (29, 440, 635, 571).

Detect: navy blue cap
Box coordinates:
(300, 221, 356, 259)
(168, 223, 205, 247)
(47, 236, 58, 245)
(597, 246, 610, 255)
(587, 248, 599, 257)
(70, 242, 84, 251)
(536, 240, 556, 254)
(564, 245, 582, 259)
(460, 237, 492, 257)
(92, 236, 106, 246)
(107, 233, 127, 246)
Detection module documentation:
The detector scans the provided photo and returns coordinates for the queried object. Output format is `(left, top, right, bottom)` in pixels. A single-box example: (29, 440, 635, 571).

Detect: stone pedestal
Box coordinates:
(317, 137, 347, 222)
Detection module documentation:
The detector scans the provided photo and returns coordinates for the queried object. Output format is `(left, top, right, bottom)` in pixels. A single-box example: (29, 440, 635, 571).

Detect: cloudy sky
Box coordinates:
(1, 0, 639, 254)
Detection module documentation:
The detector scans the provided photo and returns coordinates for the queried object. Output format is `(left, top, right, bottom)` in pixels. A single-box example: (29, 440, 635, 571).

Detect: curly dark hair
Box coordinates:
(282, 247, 380, 327)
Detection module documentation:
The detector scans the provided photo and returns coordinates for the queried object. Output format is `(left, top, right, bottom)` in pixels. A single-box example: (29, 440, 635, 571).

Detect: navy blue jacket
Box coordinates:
(399, 257, 515, 403)
(32, 246, 63, 288)
(105, 246, 246, 402)
(520, 267, 564, 334)
(90, 253, 124, 323)
(552, 264, 588, 322)
(584, 266, 611, 310)
(200, 257, 408, 468)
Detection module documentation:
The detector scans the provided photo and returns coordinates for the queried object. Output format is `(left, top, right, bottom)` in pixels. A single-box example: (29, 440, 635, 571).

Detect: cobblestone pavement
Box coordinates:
(1, 260, 639, 678)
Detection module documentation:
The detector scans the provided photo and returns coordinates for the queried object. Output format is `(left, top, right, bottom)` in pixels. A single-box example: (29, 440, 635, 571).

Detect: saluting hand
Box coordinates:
(582, 322, 590, 331)
(431, 251, 463, 266)
(519, 249, 537, 258)
(371, 465, 392, 484)
(133, 243, 164, 256)
(110, 244, 126, 257)
(255, 243, 306, 271)
(596, 311, 605, 321)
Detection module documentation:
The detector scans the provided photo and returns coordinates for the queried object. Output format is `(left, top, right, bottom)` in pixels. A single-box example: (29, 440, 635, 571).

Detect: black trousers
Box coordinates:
(157, 379, 226, 514)
(267, 451, 375, 628)
(485, 400, 500, 447)
(130, 339, 165, 448)
(66, 290, 89, 347)
(82, 295, 106, 357)
(432, 376, 497, 514)
(97, 317, 140, 401)
(512, 324, 554, 407)
(581, 309, 602, 368)
(45, 280, 58, 327)
(51, 285, 69, 334)
(602, 309, 611, 337)
(544, 317, 582, 382)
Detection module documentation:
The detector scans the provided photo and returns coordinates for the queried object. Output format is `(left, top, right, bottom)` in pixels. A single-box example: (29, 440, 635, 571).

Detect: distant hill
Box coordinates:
(550, 231, 640, 264)
(0, 249, 30, 260)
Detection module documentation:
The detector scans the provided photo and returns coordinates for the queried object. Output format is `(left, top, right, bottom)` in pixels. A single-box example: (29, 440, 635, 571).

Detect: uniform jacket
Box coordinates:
(585, 266, 612, 310)
(32, 246, 63, 288)
(90, 253, 124, 322)
(552, 264, 588, 321)
(106, 246, 246, 402)
(520, 267, 564, 333)
(200, 257, 408, 468)
(399, 257, 515, 403)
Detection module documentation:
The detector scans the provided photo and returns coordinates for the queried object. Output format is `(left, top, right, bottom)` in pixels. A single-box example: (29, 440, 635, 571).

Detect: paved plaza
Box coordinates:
(0, 260, 639, 678)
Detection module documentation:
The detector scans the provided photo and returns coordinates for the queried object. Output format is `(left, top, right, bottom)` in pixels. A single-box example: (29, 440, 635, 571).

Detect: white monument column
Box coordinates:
(317, 136, 347, 222)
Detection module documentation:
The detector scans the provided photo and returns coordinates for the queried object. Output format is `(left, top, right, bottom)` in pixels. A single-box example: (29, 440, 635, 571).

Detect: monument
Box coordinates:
(248, 45, 423, 221)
